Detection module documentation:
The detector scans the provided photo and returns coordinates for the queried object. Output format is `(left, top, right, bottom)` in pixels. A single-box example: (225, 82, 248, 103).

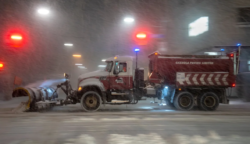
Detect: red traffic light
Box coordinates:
(4, 28, 27, 48)
(8, 33, 23, 47)
(135, 32, 148, 45)
(11, 35, 22, 40)
(136, 33, 147, 39)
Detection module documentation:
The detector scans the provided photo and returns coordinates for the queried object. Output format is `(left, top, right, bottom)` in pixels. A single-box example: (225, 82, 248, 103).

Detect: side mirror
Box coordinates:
(64, 73, 70, 79)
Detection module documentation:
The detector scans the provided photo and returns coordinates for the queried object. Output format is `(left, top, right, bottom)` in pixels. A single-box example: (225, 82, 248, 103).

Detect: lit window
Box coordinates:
(238, 8, 250, 26)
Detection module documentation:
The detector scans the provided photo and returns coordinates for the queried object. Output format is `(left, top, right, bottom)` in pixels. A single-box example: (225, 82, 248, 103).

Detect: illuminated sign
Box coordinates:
(189, 17, 208, 36)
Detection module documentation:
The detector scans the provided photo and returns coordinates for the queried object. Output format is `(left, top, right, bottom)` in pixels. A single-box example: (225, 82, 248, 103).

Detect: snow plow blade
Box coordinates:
(11, 87, 58, 112)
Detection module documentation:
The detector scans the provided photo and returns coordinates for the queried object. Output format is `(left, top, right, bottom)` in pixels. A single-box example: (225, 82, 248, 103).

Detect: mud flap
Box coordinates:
(222, 89, 229, 104)
(169, 86, 176, 103)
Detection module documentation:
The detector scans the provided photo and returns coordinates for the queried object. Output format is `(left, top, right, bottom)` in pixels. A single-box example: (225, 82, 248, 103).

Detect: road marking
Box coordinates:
(64, 118, 96, 122)
(109, 133, 167, 144)
(65, 134, 96, 144)
(208, 130, 221, 140)
(100, 117, 139, 121)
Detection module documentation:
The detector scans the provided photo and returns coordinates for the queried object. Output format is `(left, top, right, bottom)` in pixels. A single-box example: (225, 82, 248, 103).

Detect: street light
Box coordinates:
(64, 43, 73, 47)
(124, 17, 134, 23)
(73, 54, 81, 58)
(37, 8, 50, 15)
(75, 63, 82, 66)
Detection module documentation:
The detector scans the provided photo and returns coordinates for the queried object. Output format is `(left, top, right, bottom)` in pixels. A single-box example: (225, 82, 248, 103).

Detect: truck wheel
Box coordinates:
(174, 92, 194, 110)
(199, 92, 219, 111)
(81, 91, 102, 112)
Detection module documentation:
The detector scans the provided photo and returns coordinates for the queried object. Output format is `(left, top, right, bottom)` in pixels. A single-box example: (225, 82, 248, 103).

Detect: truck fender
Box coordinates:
(78, 78, 106, 91)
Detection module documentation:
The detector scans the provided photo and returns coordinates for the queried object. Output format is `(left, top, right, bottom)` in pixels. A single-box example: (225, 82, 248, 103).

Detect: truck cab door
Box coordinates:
(110, 61, 132, 90)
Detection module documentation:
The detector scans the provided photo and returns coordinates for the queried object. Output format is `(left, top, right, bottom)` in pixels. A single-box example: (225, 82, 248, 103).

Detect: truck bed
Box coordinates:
(148, 54, 235, 87)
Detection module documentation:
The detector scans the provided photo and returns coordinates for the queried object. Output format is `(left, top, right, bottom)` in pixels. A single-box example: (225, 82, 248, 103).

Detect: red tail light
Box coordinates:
(232, 83, 236, 87)
(230, 53, 234, 57)
(0, 63, 3, 68)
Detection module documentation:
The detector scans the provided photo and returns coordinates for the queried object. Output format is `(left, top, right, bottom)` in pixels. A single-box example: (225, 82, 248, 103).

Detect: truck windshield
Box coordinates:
(105, 61, 113, 72)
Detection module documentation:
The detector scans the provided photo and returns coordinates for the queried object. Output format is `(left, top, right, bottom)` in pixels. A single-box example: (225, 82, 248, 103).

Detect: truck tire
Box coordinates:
(81, 91, 102, 112)
(199, 92, 219, 111)
(174, 92, 194, 110)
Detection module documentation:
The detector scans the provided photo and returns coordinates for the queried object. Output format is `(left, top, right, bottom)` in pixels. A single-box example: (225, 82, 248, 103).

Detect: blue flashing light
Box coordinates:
(220, 49, 225, 51)
(134, 48, 140, 52)
(165, 86, 168, 89)
(237, 43, 241, 46)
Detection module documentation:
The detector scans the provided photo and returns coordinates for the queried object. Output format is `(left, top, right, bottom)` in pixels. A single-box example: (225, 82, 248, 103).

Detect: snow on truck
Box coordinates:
(12, 52, 236, 112)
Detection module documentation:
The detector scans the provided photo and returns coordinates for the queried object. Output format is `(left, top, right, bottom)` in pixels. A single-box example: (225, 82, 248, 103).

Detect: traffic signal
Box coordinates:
(0, 63, 3, 70)
(4, 28, 27, 48)
(136, 33, 147, 39)
(135, 32, 148, 45)
(9, 33, 23, 47)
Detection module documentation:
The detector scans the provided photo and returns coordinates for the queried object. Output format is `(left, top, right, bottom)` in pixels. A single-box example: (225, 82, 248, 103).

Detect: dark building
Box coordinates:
(162, 0, 250, 99)
(163, 0, 250, 54)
